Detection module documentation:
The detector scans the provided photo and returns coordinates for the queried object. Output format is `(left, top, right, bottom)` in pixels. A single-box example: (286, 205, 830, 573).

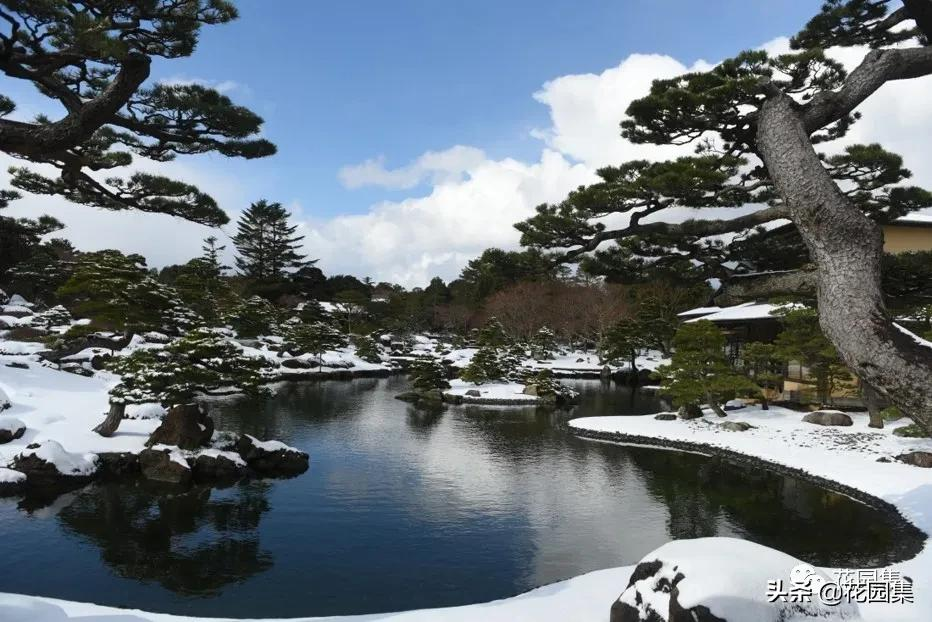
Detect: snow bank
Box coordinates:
(0, 467, 25, 484)
(125, 403, 166, 420)
(244, 434, 300, 454)
(17, 440, 98, 477)
(571, 406, 932, 621)
(444, 379, 539, 404)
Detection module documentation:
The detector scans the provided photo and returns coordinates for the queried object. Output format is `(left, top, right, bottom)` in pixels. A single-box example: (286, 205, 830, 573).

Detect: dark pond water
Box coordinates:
(0, 377, 923, 618)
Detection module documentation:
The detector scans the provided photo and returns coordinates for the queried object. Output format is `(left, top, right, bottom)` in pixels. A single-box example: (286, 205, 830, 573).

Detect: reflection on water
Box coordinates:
(0, 377, 921, 618)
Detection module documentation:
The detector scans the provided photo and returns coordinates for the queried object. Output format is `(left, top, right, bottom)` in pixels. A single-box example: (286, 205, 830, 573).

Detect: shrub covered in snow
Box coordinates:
(281, 320, 346, 365)
(226, 295, 281, 338)
(409, 358, 450, 392)
(353, 334, 382, 363)
(108, 327, 274, 405)
(530, 326, 558, 360)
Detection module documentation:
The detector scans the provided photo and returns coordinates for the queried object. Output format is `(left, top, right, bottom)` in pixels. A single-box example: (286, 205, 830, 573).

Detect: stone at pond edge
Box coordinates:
(465, 389, 482, 397)
(193, 452, 248, 482)
(96, 452, 140, 478)
(236, 435, 309, 476)
(802, 411, 853, 427)
(678, 404, 703, 420)
(139, 448, 192, 486)
(0, 420, 26, 444)
(719, 421, 754, 432)
(654, 413, 678, 421)
(610, 560, 725, 622)
(146, 403, 214, 450)
(11, 441, 97, 488)
(895, 451, 932, 468)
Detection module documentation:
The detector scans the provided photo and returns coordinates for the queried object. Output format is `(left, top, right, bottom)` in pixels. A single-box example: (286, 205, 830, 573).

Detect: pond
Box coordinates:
(0, 377, 923, 618)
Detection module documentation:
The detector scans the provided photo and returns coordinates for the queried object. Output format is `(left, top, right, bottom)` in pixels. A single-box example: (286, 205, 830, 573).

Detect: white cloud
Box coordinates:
(157, 76, 244, 94)
(338, 145, 487, 190)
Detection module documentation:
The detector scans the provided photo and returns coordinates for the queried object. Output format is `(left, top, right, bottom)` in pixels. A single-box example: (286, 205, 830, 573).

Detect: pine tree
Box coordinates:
(530, 327, 558, 360)
(656, 321, 756, 417)
(774, 308, 851, 406)
(600, 318, 649, 374)
(352, 334, 382, 364)
(201, 236, 228, 277)
(233, 200, 308, 280)
(0, 3, 274, 226)
(739, 342, 784, 410)
(409, 358, 451, 393)
(226, 296, 281, 338)
(283, 321, 347, 367)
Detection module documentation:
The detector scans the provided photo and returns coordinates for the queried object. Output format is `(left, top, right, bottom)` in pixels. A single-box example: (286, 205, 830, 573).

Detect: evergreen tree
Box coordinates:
(57, 250, 198, 335)
(108, 328, 273, 407)
(233, 200, 308, 280)
(4, 238, 76, 305)
(460, 346, 506, 385)
(201, 236, 228, 277)
(656, 321, 755, 417)
(600, 318, 649, 374)
(0, 2, 274, 226)
(0, 190, 63, 280)
(514, 0, 932, 432)
(283, 321, 347, 366)
(739, 342, 784, 410)
(774, 308, 851, 405)
(530, 327, 558, 360)
(352, 334, 382, 364)
(409, 358, 451, 393)
(226, 295, 281, 338)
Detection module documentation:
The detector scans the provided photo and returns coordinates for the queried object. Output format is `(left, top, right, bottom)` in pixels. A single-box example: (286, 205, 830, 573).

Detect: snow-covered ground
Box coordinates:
(443, 379, 540, 404)
(570, 406, 932, 621)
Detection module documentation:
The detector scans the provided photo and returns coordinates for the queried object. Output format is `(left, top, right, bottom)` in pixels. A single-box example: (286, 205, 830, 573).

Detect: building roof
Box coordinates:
(892, 213, 932, 228)
(678, 302, 754, 319)
(684, 302, 799, 324)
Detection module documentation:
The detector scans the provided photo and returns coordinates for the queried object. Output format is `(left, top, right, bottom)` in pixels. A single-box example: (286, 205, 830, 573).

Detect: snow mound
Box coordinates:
(0, 467, 25, 484)
(244, 434, 299, 453)
(149, 444, 191, 469)
(16, 441, 98, 477)
(0, 417, 25, 433)
(0, 386, 9, 411)
(125, 403, 165, 420)
(617, 538, 859, 621)
(197, 448, 247, 467)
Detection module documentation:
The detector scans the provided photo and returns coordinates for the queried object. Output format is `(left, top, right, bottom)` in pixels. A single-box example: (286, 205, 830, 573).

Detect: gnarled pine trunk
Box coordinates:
(756, 93, 932, 434)
(94, 402, 126, 437)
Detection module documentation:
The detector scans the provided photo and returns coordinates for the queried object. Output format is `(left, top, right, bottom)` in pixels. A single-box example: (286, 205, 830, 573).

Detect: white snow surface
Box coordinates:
(444, 379, 538, 403)
(619, 538, 859, 621)
(0, 467, 25, 484)
(571, 406, 932, 621)
(16, 440, 98, 477)
(244, 434, 299, 454)
(0, 417, 25, 433)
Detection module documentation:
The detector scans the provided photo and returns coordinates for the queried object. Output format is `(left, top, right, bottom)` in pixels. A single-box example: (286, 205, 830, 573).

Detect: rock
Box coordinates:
(60, 362, 94, 377)
(193, 450, 248, 482)
(610, 538, 858, 622)
(12, 441, 98, 487)
(146, 403, 214, 450)
(1, 304, 32, 318)
(421, 388, 444, 402)
(0, 386, 9, 411)
(575, 358, 584, 363)
(0, 467, 26, 496)
(522, 384, 539, 396)
(723, 399, 746, 411)
(90, 353, 112, 371)
(877, 456, 892, 463)
(5, 361, 28, 369)
(895, 451, 932, 468)
(281, 357, 317, 369)
(654, 413, 678, 421)
(0, 418, 26, 444)
(465, 389, 482, 397)
(139, 447, 192, 485)
(678, 404, 703, 420)
(394, 391, 421, 403)
(142, 331, 170, 344)
(719, 421, 754, 432)
(236, 434, 308, 476)
(96, 452, 141, 478)
(802, 410, 853, 427)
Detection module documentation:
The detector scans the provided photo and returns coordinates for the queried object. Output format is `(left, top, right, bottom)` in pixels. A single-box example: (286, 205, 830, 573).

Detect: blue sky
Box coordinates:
(150, 0, 820, 219)
(21, 0, 930, 287)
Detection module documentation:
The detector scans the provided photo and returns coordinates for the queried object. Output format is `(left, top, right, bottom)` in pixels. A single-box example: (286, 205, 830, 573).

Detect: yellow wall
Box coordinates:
(883, 225, 932, 254)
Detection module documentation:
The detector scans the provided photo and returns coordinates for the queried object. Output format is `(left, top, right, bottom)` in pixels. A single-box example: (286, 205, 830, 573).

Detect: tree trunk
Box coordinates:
(756, 92, 932, 434)
(94, 402, 126, 437)
(706, 392, 727, 417)
(863, 382, 885, 429)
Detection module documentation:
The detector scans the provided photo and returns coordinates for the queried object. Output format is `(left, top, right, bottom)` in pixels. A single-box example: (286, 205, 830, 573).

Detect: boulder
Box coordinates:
(96, 452, 141, 478)
(193, 450, 248, 482)
(236, 434, 308, 476)
(465, 389, 482, 397)
(12, 441, 98, 487)
(146, 403, 214, 450)
(0, 418, 26, 444)
(5, 361, 28, 369)
(802, 410, 853, 427)
(522, 384, 539, 396)
(139, 446, 192, 485)
(0, 467, 26, 496)
(723, 399, 746, 411)
(678, 404, 703, 420)
(610, 538, 858, 622)
(654, 413, 678, 421)
(895, 451, 932, 468)
(719, 421, 754, 432)
(281, 357, 317, 369)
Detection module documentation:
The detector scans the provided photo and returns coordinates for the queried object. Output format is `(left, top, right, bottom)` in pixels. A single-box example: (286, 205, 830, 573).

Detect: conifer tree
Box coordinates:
(0, 2, 274, 226)
(233, 200, 308, 280)
(283, 321, 347, 367)
(656, 321, 755, 417)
